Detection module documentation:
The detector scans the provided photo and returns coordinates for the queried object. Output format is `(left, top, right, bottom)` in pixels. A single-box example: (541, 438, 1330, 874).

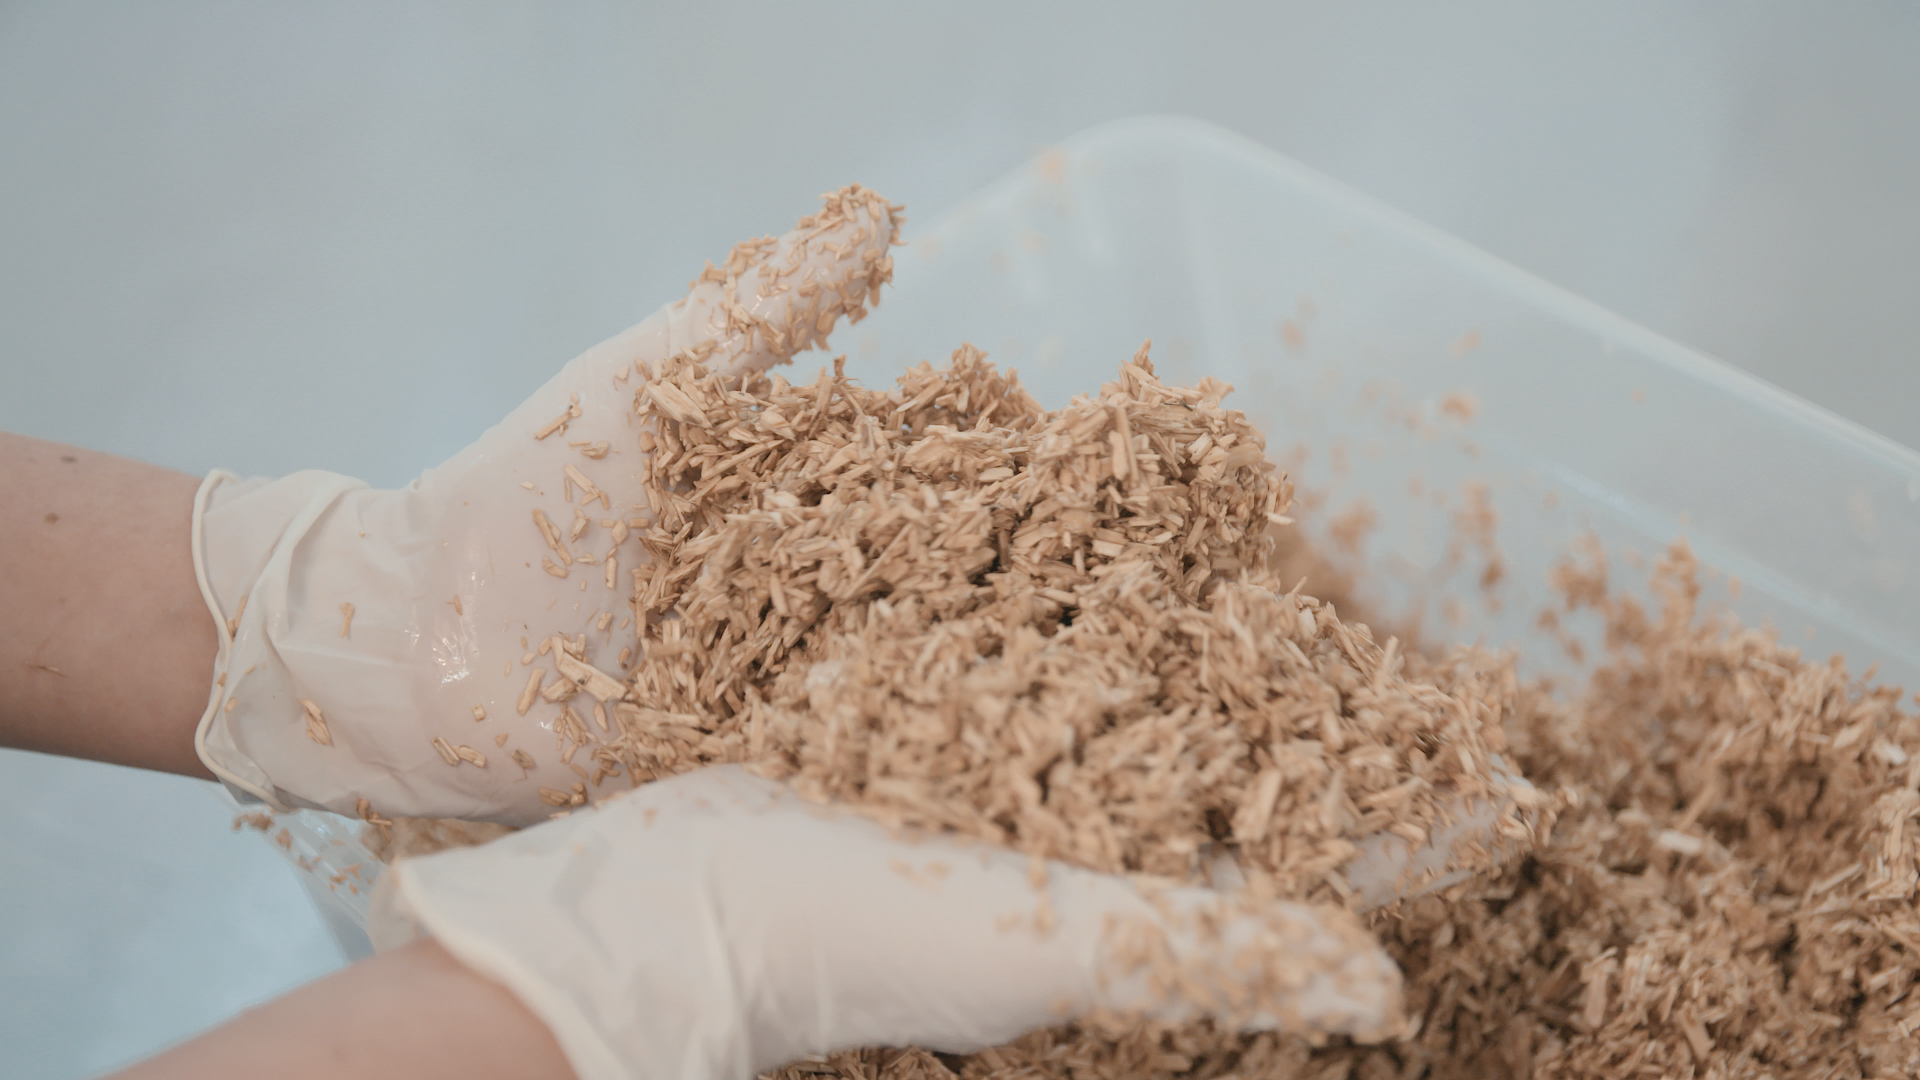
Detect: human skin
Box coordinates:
(103, 938, 576, 1080)
(0, 432, 215, 777)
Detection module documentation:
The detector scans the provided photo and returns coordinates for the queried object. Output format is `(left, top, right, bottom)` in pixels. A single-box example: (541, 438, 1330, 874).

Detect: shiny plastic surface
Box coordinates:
(287, 117, 1920, 951)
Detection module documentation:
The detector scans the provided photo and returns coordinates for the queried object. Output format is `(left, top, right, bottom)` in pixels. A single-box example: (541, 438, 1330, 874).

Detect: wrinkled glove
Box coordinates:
(193, 187, 898, 825)
(368, 765, 1405, 1080)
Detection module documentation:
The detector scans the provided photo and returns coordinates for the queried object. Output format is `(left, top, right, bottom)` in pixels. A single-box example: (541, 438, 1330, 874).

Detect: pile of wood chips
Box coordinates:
(1358, 543, 1920, 1080)
(608, 343, 1518, 900)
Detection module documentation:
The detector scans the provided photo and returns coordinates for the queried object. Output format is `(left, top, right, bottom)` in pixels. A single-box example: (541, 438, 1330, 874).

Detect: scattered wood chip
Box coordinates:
(299, 699, 332, 747)
(516, 668, 544, 716)
(553, 648, 626, 703)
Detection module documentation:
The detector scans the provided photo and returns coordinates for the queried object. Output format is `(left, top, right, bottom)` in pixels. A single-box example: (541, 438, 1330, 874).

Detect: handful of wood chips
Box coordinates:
(379, 340, 1920, 1080)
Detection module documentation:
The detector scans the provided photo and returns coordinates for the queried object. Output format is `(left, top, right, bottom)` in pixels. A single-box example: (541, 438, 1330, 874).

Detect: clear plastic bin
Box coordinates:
(852, 116, 1920, 690)
(281, 115, 1920, 953)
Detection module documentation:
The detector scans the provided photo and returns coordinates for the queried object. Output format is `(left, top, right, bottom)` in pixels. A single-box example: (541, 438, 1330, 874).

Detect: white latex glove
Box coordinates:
(367, 765, 1404, 1080)
(192, 187, 898, 826)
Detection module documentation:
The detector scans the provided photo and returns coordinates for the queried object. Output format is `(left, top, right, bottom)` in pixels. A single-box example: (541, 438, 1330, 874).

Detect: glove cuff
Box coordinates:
(191, 467, 370, 810)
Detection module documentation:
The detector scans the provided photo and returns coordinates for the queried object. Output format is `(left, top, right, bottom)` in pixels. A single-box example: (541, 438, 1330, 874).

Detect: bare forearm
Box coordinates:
(0, 432, 216, 777)
(106, 939, 576, 1080)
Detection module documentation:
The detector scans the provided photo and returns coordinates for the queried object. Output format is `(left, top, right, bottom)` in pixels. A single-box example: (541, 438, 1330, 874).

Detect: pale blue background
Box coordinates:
(2, 4, 1917, 1077)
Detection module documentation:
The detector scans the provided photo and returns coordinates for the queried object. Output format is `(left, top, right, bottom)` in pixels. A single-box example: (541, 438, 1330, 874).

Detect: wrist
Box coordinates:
(106, 939, 576, 1080)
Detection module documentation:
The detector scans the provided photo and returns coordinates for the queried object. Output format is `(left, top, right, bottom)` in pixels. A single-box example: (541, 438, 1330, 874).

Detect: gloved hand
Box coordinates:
(192, 186, 899, 826)
(367, 765, 1404, 1080)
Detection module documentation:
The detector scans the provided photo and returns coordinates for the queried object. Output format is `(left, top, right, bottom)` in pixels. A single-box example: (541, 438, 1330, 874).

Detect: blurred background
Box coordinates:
(2, 3, 1916, 1076)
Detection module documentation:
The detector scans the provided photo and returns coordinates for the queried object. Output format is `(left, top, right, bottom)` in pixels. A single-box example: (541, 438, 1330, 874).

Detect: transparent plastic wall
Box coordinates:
(848, 117, 1920, 692)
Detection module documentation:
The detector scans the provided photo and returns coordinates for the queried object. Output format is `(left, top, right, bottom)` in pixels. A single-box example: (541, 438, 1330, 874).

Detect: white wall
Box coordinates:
(3, 3, 1916, 1076)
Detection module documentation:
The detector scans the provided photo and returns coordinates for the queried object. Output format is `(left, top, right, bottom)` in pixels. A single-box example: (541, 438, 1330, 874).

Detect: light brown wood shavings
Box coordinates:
(1439, 392, 1480, 422)
(609, 341, 1517, 901)
(1319, 542, 1920, 1080)
(339, 602, 355, 638)
(361, 815, 512, 865)
(516, 668, 543, 715)
(355, 797, 394, 848)
(1451, 482, 1505, 599)
(533, 508, 574, 565)
(536, 394, 583, 441)
(565, 463, 610, 510)
(300, 699, 332, 747)
(231, 810, 276, 833)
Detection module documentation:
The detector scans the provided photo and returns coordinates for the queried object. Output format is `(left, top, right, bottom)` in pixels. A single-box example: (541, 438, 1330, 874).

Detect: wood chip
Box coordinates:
(299, 699, 331, 747)
(338, 602, 354, 638)
(533, 508, 574, 565)
(540, 674, 578, 703)
(564, 463, 610, 510)
(534, 398, 583, 440)
(515, 668, 544, 715)
(553, 648, 626, 703)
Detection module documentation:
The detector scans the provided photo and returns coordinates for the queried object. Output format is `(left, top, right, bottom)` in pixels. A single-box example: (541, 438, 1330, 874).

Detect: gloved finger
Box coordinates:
(370, 766, 1403, 1080)
(468, 185, 901, 489)
(1084, 877, 1405, 1041)
(664, 186, 903, 380)
(1339, 763, 1542, 911)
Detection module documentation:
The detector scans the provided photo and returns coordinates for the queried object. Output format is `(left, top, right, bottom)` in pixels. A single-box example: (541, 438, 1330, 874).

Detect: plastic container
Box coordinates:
(280, 115, 1920, 953)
